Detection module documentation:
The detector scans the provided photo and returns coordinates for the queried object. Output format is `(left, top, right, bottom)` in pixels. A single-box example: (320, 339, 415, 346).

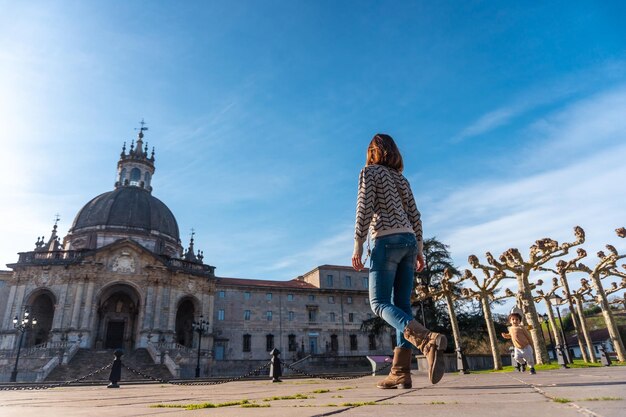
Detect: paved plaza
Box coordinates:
(1, 366, 625, 417)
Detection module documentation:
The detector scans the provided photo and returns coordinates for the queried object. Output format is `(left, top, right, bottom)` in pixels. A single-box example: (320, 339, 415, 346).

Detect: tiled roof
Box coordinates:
(215, 277, 318, 290)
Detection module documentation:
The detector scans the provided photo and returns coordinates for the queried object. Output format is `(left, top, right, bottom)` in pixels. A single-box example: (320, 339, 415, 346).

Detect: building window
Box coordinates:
(266, 334, 274, 351)
(329, 312, 336, 322)
(347, 296, 353, 304)
(287, 294, 294, 301)
(345, 276, 352, 288)
(130, 167, 141, 186)
(328, 296, 335, 304)
(362, 277, 369, 288)
(350, 334, 358, 351)
(244, 310, 251, 320)
(369, 334, 377, 350)
(218, 290, 225, 298)
(266, 311, 273, 321)
(218, 309, 225, 321)
(288, 334, 297, 351)
(330, 334, 339, 352)
(348, 313, 354, 322)
(308, 294, 315, 301)
(244, 292, 251, 300)
(243, 334, 251, 352)
(288, 311, 295, 321)
(308, 307, 317, 322)
(266, 293, 272, 301)
(326, 275, 334, 287)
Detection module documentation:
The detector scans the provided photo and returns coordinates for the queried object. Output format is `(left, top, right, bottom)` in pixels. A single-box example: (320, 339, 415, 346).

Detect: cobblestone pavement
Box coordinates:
(1, 366, 624, 417)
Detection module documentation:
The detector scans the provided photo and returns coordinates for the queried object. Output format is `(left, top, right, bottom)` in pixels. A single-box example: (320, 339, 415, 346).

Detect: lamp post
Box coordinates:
(542, 313, 557, 361)
(550, 295, 571, 364)
(10, 308, 37, 382)
(192, 315, 209, 378)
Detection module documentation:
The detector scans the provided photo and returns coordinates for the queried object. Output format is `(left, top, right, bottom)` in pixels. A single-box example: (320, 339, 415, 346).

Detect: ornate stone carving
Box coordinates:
(111, 252, 136, 273)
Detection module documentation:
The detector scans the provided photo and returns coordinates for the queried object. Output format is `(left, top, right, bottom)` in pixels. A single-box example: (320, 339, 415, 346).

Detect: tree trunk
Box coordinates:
(590, 273, 626, 361)
(558, 273, 590, 362)
(444, 293, 462, 352)
(573, 295, 596, 362)
(480, 296, 502, 370)
(543, 300, 563, 347)
(516, 271, 548, 364)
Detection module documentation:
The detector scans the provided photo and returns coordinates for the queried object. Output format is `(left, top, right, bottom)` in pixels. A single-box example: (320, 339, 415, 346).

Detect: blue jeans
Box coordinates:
(368, 233, 417, 349)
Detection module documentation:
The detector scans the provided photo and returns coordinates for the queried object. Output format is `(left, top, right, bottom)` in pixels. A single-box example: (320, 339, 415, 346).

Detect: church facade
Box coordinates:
(0, 127, 392, 381)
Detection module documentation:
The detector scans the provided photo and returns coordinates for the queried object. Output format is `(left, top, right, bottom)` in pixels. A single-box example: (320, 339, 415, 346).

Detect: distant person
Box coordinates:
(502, 312, 536, 374)
(352, 133, 448, 388)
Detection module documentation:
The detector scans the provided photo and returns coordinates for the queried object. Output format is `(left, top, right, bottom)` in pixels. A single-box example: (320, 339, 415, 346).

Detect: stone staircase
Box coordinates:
(45, 348, 173, 382)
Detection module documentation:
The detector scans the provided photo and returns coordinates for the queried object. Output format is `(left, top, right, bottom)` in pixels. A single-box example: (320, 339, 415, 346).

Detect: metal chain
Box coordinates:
(283, 361, 391, 380)
(123, 361, 272, 386)
(0, 363, 112, 391)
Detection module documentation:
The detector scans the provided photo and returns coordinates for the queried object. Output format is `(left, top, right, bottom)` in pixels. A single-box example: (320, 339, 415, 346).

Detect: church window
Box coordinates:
(144, 171, 151, 186)
(218, 309, 225, 321)
(130, 168, 141, 186)
(119, 168, 126, 184)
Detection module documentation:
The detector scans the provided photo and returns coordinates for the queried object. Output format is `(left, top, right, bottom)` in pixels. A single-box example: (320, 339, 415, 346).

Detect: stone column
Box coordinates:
(80, 280, 95, 329)
(13, 284, 26, 318)
(143, 286, 154, 329)
(52, 283, 69, 330)
(70, 279, 85, 328)
(153, 281, 163, 330)
(167, 289, 178, 331)
(2, 284, 17, 329)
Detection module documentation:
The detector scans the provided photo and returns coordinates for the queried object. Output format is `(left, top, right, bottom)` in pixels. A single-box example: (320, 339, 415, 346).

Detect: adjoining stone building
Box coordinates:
(0, 127, 391, 381)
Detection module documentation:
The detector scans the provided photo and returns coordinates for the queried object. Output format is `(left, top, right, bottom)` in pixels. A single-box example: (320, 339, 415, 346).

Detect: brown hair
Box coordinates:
(508, 312, 522, 322)
(366, 133, 404, 172)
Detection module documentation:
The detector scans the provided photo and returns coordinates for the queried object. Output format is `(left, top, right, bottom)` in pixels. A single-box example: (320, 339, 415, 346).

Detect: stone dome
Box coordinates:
(68, 187, 180, 247)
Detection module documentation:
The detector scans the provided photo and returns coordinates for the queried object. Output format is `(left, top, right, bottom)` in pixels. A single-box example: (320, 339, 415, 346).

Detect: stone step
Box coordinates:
(45, 348, 173, 382)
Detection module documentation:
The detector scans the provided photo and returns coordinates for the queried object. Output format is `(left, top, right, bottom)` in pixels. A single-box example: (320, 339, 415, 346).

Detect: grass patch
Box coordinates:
(341, 402, 377, 407)
(582, 397, 623, 401)
(430, 401, 446, 404)
(241, 403, 270, 408)
(312, 389, 330, 393)
(151, 400, 250, 410)
(332, 395, 344, 398)
(553, 398, 571, 403)
(469, 359, 624, 374)
(263, 393, 312, 401)
(337, 386, 355, 390)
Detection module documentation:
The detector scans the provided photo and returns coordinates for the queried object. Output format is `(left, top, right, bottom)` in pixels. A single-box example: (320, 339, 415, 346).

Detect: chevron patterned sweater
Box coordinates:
(354, 164, 423, 254)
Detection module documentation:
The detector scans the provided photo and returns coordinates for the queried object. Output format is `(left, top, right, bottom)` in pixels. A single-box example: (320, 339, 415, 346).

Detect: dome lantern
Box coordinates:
(115, 119, 155, 192)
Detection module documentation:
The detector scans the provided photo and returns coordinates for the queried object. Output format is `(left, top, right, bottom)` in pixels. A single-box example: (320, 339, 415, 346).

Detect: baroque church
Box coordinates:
(0, 126, 392, 381)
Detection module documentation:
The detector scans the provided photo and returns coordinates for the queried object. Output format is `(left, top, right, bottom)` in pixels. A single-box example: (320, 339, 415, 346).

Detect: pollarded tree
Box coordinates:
(572, 278, 596, 362)
(488, 226, 585, 364)
(570, 228, 626, 361)
(462, 255, 515, 370)
(414, 268, 466, 369)
(534, 277, 566, 357)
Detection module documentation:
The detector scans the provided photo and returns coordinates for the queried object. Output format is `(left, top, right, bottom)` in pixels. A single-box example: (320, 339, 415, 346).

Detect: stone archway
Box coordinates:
(25, 290, 56, 347)
(95, 283, 140, 350)
(175, 298, 196, 348)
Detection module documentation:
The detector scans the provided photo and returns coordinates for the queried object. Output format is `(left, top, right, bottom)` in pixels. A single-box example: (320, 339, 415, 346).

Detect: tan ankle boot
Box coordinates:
(376, 347, 412, 389)
(403, 320, 447, 384)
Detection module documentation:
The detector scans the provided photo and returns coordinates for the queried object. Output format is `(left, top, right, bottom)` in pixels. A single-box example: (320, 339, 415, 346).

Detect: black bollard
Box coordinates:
(269, 348, 282, 383)
(556, 344, 569, 369)
(107, 349, 123, 388)
(599, 344, 612, 367)
(456, 348, 470, 374)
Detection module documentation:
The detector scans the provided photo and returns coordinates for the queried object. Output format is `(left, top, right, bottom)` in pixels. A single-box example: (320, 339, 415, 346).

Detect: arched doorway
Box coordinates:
(175, 298, 195, 348)
(95, 284, 140, 350)
(25, 291, 56, 347)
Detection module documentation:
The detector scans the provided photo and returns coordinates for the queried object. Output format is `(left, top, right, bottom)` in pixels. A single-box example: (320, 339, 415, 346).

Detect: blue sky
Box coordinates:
(1, 1, 625, 313)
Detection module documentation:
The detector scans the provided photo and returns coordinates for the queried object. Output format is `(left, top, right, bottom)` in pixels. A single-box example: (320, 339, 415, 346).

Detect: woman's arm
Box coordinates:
(353, 168, 374, 270)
